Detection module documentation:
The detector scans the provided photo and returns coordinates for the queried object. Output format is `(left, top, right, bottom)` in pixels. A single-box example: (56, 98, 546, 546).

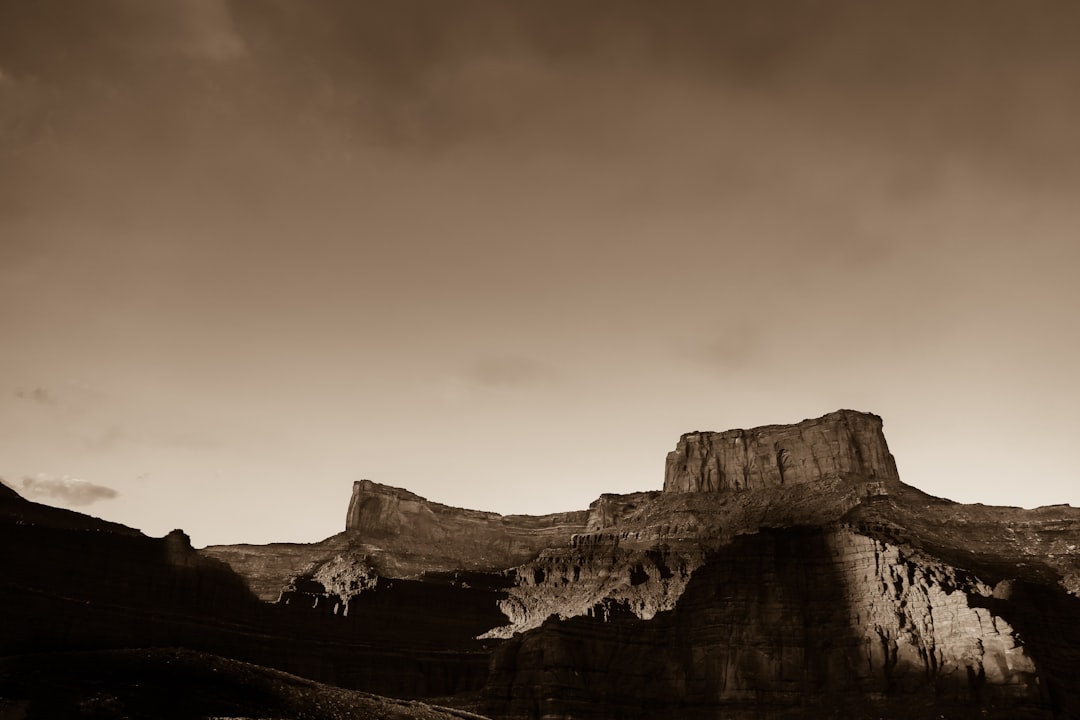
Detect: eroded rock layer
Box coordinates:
(484, 527, 1049, 720)
(343, 479, 589, 574)
(664, 409, 899, 493)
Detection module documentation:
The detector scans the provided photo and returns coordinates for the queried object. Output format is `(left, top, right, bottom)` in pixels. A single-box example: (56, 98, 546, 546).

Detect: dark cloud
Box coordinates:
(14, 387, 55, 405)
(17, 473, 119, 506)
(2, 0, 1078, 180)
(221, 1, 1080, 159)
(0, 0, 244, 74)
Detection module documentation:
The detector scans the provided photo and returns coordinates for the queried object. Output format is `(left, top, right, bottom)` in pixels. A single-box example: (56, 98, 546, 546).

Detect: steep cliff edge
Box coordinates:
(664, 409, 899, 492)
(343, 478, 589, 575)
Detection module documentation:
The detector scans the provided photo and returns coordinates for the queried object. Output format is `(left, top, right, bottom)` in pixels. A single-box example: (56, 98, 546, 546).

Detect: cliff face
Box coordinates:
(664, 409, 899, 493)
(484, 527, 1050, 720)
(342, 478, 588, 575)
(205, 479, 591, 606)
(490, 477, 886, 637)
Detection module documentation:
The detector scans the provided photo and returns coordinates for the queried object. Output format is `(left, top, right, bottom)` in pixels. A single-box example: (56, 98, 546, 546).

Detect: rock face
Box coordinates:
(490, 478, 882, 638)
(664, 409, 899, 493)
(194, 411, 1080, 718)
(205, 479, 591, 609)
(484, 527, 1050, 720)
(342, 478, 589, 575)
(244, 479, 594, 629)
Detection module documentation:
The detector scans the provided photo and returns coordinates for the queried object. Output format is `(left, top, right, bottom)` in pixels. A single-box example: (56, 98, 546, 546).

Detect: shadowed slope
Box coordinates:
(0, 648, 490, 720)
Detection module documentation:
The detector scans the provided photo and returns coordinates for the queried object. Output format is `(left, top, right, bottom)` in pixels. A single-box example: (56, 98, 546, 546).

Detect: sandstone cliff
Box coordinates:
(204, 479, 590, 607)
(664, 409, 899, 492)
(489, 476, 888, 637)
(343, 478, 589, 574)
(484, 526, 1051, 720)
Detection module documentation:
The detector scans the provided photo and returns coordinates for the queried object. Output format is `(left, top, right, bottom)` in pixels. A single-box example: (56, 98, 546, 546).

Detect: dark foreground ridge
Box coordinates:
(4, 410, 1080, 719)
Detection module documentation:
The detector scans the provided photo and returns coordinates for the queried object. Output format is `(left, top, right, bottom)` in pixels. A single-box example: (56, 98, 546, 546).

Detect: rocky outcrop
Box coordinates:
(200, 536, 352, 601)
(491, 475, 892, 636)
(484, 527, 1049, 719)
(664, 409, 899, 493)
(205, 480, 593, 611)
(341, 479, 588, 575)
(219, 480, 594, 631)
(484, 543, 705, 639)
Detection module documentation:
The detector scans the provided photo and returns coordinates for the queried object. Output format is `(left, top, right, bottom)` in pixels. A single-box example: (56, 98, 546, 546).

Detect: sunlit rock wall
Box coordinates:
(664, 409, 899, 493)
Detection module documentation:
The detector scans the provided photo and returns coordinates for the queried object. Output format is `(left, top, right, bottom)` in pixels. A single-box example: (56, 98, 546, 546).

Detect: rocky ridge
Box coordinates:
(197, 410, 1080, 718)
(5, 410, 1079, 718)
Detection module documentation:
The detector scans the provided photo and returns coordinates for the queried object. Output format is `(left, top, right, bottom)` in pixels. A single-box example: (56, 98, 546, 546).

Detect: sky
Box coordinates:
(1, 1, 1078, 547)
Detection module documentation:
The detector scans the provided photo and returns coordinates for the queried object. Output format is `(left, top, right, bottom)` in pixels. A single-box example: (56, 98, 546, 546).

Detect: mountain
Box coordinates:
(4, 410, 1080, 718)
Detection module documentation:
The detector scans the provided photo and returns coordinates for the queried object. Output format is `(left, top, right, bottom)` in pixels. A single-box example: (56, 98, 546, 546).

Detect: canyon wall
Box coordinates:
(484, 527, 1049, 720)
(664, 409, 899, 493)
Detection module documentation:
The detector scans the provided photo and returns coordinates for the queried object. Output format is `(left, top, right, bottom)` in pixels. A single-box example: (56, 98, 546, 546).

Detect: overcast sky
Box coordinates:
(2, 1, 1078, 546)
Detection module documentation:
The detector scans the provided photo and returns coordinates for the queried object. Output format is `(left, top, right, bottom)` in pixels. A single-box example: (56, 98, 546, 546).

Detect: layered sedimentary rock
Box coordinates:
(17, 408, 1065, 719)
(343, 478, 589, 574)
(491, 477, 888, 637)
(195, 411, 1080, 719)
(484, 527, 1051, 720)
(233, 480, 595, 628)
(199, 536, 352, 601)
(664, 409, 899, 493)
(205, 479, 592, 613)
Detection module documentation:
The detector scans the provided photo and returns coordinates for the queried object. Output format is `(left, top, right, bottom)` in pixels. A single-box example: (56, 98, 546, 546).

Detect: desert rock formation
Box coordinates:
(5, 410, 1080, 719)
(664, 409, 899, 492)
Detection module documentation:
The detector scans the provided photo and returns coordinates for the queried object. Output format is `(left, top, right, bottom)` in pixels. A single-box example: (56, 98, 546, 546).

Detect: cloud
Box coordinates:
(17, 473, 118, 506)
(466, 356, 555, 388)
(80, 424, 126, 452)
(688, 324, 767, 373)
(174, 0, 247, 61)
(14, 387, 55, 405)
(425, 356, 557, 405)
